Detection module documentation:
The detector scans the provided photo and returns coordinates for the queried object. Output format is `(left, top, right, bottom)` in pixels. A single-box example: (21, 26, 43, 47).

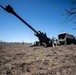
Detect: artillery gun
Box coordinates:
(0, 5, 52, 47)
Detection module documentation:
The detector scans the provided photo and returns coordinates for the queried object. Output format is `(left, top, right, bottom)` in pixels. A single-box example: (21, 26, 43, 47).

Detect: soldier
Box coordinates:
(52, 37, 55, 47)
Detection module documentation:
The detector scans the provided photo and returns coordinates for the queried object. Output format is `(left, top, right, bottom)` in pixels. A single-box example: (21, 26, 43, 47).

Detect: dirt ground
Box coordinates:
(0, 42, 76, 75)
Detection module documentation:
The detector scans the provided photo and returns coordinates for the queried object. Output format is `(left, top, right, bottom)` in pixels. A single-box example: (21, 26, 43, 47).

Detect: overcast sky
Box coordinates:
(0, 0, 76, 43)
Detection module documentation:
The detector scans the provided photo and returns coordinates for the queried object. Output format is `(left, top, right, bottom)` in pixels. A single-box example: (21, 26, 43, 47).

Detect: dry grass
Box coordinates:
(0, 43, 76, 75)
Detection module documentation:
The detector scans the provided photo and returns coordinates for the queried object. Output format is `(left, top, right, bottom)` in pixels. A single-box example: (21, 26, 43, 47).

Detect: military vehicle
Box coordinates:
(58, 32, 76, 45)
(0, 5, 52, 47)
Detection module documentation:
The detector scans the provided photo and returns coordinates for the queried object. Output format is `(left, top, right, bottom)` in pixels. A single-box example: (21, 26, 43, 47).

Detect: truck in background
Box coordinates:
(58, 32, 76, 45)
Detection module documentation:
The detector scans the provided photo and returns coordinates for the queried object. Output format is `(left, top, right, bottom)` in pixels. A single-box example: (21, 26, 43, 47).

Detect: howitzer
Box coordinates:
(0, 5, 52, 47)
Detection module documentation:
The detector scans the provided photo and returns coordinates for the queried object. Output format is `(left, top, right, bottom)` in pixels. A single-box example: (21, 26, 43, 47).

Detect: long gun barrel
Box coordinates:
(0, 5, 52, 47)
(0, 5, 38, 33)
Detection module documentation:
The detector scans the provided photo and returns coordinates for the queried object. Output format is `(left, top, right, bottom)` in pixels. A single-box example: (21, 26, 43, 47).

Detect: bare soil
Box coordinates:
(0, 42, 76, 75)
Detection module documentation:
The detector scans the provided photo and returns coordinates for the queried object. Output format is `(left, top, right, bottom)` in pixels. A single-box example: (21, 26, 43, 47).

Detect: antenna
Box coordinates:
(30, 30, 31, 43)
